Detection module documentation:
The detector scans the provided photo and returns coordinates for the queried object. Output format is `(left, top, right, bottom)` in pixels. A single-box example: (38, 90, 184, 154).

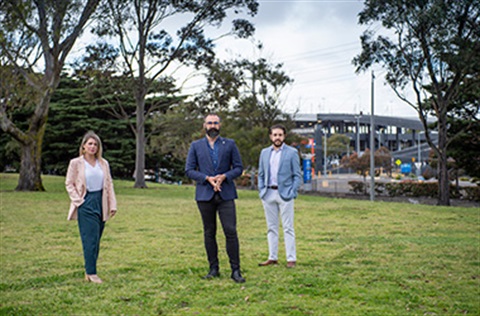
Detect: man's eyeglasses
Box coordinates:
(206, 121, 220, 125)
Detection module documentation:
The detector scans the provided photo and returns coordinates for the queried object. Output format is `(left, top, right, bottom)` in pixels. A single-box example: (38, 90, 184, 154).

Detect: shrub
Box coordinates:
(384, 181, 463, 199)
(384, 181, 437, 198)
(422, 165, 435, 180)
(236, 174, 251, 187)
(348, 180, 366, 195)
(462, 186, 480, 201)
(374, 182, 386, 195)
(349, 180, 476, 200)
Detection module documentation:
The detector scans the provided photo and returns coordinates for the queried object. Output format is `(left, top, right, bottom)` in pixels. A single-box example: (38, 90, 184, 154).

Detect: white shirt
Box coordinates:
(84, 158, 104, 192)
(268, 144, 284, 186)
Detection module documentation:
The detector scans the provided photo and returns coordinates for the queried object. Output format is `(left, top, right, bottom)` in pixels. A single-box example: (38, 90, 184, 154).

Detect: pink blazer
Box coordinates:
(65, 156, 117, 221)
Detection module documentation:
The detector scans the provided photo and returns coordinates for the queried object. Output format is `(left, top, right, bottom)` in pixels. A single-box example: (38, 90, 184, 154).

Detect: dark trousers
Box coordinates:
(197, 194, 240, 271)
(77, 190, 105, 275)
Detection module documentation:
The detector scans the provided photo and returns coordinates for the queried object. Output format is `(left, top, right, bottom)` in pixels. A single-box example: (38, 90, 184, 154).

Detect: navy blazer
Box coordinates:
(258, 144, 302, 201)
(185, 136, 243, 201)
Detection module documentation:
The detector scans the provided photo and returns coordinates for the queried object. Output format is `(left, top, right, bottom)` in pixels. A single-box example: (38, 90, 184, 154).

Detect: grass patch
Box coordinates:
(1, 173, 479, 315)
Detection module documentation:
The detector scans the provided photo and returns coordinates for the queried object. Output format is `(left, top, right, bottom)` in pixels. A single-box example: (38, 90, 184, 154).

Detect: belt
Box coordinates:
(267, 185, 278, 190)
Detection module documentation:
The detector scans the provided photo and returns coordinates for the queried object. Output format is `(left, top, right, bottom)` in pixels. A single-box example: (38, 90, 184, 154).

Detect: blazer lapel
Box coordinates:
(217, 137, 226, 167)
(278, 147, 286, 171)
(79, 158, 86, 187)
(264, 148, 272, 184)
(201, 138, 215, 171)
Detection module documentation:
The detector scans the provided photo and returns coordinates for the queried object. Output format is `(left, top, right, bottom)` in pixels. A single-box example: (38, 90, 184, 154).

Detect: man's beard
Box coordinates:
(206, 128, 220, 138)
(272, 139, 284, 148)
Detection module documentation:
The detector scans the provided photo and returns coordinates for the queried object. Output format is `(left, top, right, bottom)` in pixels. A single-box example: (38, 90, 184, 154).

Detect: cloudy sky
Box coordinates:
(206, 0, 419, 118)
(72, 0, 418, 118)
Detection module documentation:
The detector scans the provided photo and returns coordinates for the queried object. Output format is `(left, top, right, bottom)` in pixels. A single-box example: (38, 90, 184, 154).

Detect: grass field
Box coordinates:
(1, 173, 479, 315)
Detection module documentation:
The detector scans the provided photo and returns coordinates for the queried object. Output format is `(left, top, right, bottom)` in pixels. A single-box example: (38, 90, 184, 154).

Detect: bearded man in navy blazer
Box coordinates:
(257, 124, 302, 268)
(185, 113, 245, 283)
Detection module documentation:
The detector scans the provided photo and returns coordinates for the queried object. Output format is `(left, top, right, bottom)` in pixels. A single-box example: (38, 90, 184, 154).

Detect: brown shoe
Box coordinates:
(286, 261, 296, 268)
(258, 259, 278, 266)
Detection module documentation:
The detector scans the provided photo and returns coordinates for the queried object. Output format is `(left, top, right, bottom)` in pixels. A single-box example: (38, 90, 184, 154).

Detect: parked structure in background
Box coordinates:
(291, 113, 436, 175)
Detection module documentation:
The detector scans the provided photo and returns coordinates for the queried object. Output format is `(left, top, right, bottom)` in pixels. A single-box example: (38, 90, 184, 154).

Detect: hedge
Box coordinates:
(348, 180, 480, 201)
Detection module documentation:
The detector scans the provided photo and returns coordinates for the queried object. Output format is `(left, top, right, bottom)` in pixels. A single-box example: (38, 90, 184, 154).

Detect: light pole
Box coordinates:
(355, 112, 362, 153)
(346, 138, 351, 174)
(417, 131, 421, 164)
(369, 71, 375, 202)
(323, 133, 327, 176)
(417, 131, 424, 177)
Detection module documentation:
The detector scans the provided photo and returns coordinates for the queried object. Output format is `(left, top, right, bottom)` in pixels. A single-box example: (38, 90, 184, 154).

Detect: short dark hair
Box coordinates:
(269, 124, 286, 135)
(204, 113, 221, 122)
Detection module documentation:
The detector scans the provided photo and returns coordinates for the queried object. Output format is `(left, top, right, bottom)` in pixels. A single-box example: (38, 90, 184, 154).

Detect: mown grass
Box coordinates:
(0, 173, 479, 315)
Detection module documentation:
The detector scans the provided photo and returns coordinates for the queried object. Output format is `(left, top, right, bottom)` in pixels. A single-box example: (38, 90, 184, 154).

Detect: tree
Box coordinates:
(0, 0, 101, 191)
(342, 147, 393, 180)
(447, 119, 480, 179)
(147, 101, 204, 180)
(93, 0, 258, 188)
(353, 0, 479, 205)
(195, 55, 295, 168)
(327, 134, 351, 158)
(200, 56, 294, 129)
(234, 57, 294, 129)
(375, 146, 393, 176)
(43, 74, 137, 178)
(195, 60, 242, 113)
(343, 150, 370, 181)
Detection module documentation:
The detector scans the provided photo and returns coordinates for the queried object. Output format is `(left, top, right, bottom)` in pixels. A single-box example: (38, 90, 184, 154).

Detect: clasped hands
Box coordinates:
(207, 174, 226, 192)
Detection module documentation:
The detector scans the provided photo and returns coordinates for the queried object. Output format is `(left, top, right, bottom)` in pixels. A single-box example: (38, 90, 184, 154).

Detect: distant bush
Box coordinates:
(422, 166, 435, 180)
(348, 180, 366, 195)
(235, 173, 256, 187)
(462, 186, 480, 201)
(348, 180, 472, 200)
(385, 181, 438, 198)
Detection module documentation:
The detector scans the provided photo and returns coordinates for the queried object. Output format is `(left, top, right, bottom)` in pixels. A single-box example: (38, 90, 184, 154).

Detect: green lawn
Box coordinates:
(1, 173, 479, 315)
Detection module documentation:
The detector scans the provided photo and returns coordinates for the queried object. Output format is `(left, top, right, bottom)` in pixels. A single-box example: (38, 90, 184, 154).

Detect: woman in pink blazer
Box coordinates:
(65, 131, 117, 284)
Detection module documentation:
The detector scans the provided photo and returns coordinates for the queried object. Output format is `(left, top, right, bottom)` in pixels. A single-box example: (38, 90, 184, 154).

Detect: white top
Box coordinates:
(268, 144, 284, 186)
(84, 158, 104, 192)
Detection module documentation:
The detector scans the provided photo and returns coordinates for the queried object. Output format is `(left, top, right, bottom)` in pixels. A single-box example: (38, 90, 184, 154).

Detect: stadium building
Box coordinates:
(291, 113, 437, 173)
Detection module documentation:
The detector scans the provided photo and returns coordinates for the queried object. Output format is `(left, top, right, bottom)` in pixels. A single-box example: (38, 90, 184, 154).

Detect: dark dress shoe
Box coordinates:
(258, 259, 278, 266)
(203, 269, 220, 279)
(231, 270, 245, 283)
(286, 261, 296, 268)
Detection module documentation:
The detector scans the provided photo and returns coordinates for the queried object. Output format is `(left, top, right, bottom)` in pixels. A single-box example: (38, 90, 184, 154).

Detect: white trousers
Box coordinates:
(261, 189, 296, 262)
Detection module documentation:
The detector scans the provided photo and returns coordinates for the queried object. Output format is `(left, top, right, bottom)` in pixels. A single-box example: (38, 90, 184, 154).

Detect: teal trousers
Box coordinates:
(77, 190, 105, 275)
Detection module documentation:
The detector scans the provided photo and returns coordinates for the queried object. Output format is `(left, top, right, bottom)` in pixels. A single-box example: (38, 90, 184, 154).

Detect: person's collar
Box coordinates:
(205, 135, 221, 143)
(270, 143, 285, 151)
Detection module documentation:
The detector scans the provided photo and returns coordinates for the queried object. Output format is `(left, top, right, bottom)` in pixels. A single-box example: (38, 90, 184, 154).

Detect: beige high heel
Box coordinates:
(85, 274, 103, 284)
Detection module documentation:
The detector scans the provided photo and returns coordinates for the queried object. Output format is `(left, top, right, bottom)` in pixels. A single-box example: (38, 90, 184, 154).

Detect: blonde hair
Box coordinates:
(79, 131, 103, 159)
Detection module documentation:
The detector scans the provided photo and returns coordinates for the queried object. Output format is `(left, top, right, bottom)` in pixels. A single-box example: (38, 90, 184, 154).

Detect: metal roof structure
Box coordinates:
(290, 113, 436, 173)
(293, 113, 426, 131)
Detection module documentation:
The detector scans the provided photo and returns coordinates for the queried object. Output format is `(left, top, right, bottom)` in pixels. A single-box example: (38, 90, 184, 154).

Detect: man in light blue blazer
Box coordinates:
(257, 124, 302, 268)
(185, 113, 245, 283)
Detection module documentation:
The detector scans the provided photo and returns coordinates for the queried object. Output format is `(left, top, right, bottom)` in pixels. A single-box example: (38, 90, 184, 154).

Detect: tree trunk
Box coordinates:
(436, 117, 450, 206)
(16, 130, 45, 191)
(133, 98, 147, 188)
(437, 152, 450, 206)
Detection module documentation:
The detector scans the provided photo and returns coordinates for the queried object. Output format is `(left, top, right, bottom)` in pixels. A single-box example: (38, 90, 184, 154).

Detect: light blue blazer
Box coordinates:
(258, 144, 302, 201)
